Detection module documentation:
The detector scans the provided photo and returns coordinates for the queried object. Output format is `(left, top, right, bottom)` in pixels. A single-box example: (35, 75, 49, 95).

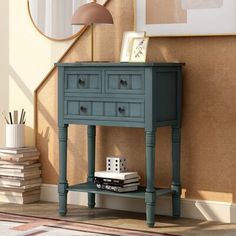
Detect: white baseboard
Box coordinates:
(41, 184, 236, 223)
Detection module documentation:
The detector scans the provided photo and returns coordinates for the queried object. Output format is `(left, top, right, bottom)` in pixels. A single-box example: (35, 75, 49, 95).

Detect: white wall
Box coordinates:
(0, 0, 107, 147)
(0, 0, 75, 147)
(0, 1, 9, 146)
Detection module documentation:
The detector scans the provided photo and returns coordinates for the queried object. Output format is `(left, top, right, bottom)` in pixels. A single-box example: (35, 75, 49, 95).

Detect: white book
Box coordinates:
(0, 152, 40, 158)
(95, 171, 139, 180)
(0, 163, 41, 170)
(0, 167, 40, 173)
(0, 174, 41, 181)
(0, 178, 42, 187)
(0, 160, 37, 165)
(0, 156, 39, 163)
(0, 169, 41, 178)
(0, 183, 41, 190)
(0, 189, 40, 197)
(0, 194, 40, 204)
(0, 147, 38, 154)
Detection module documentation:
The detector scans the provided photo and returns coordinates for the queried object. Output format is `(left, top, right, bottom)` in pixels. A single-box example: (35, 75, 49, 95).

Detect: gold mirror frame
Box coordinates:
(27, 0, 108, 41)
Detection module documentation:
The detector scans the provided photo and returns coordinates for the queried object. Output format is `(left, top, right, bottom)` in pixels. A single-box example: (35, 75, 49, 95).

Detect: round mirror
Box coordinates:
(28, 0, 107, 41)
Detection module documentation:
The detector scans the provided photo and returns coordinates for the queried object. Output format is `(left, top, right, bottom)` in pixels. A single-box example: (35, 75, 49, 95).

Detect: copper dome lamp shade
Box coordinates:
(71, 0, 113, 61)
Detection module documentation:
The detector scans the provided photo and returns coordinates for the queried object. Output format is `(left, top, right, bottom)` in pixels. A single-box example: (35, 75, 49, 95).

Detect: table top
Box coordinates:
(56, 62, 185, 67)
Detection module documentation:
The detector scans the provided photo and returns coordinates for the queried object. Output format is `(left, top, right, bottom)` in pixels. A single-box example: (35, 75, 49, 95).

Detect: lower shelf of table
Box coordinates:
(67, 182, 172, 199)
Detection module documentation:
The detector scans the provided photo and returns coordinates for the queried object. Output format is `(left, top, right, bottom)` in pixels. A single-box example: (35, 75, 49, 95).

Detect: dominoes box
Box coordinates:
(106, 157, 127, 173)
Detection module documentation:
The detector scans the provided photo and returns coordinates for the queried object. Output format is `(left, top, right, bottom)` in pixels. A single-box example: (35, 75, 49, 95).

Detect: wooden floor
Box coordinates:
(0, 201, 236, 236)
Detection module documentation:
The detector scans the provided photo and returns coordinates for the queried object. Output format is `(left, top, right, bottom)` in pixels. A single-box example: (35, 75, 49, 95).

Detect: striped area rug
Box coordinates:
(0, 212, 175, 236)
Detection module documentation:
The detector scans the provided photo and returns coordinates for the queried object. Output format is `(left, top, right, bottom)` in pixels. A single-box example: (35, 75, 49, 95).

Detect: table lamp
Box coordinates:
(71, 0, 114, 61)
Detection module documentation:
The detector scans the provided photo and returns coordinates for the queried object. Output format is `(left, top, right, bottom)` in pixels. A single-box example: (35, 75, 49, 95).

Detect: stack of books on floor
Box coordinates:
(94, 171, 140, 193)
(0, 147, 41, 204)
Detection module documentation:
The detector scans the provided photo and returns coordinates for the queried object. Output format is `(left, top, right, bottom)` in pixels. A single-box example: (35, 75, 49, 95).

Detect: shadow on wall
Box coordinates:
(0, 1, 9, 146)
(37, 100, 58, 183)
(9, 66, 34, 103)
(8, 66, 34, 146)
(37, 97, 89, 184)
(37, 126, 59, 183)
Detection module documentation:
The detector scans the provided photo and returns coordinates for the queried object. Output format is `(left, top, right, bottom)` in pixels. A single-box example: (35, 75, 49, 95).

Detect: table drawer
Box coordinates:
(105, 70, 144, 95)
(64, 71, 102, 93)
(64, 98, 144, 121)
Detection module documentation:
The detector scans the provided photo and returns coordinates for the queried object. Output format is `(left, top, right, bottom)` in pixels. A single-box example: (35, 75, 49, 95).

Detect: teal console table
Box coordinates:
(56, 62, 184, 227)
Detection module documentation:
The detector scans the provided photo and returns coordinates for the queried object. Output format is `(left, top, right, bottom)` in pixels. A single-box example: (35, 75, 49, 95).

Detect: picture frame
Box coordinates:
(130, 37, 149, 63)
(135, 0, 236, 37)
(120, 31, 145, 62)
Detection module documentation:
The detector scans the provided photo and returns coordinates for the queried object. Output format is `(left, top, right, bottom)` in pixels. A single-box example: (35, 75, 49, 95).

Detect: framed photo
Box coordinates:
(135, 0, 236, 36)
(130, 37, 149, 63)
(120, 31, 145, 62)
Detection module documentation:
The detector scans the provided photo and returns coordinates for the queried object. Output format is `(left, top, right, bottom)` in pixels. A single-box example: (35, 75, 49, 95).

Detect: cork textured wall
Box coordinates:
(36, 0, 236, 203)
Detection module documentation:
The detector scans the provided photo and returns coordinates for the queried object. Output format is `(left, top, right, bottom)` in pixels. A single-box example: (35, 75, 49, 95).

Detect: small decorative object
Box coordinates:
(106, 157, 126, 173)
(94, 157, 140, 193)
(135, 0, 236, 36)
(3, 109, 26, 148)
(71, 0, 113, 61)
(120, 31, 145, 62)
(130, 37, 149, 63)
(6, 124, 25, 148)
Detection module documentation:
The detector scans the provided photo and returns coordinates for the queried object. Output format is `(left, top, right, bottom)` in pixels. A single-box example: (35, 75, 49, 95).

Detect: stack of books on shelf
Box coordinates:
(94, 156, 140, 193)
(0, 147, 41, 204)
(94, 171, 140, 193)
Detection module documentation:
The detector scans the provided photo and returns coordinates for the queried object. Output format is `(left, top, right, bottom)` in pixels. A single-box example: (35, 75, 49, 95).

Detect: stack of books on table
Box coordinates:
(94, 171, 140, 193)
(0, 147, 41, 204)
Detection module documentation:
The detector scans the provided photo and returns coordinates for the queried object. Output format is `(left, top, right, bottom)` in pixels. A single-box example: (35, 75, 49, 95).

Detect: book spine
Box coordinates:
(0, 167, 40, 173)
(96, 184, 138, 192)
(0, 170, 41, 177)
(94, 177, 124, 185)
(96, 183, 121, 192)
(0, 157, 39, 162)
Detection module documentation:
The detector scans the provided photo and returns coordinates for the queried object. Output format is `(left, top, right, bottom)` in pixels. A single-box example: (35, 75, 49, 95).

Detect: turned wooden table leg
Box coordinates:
(87, 125, 96, 209)
(58, 125, 68, 216)
(145, 130, 156, 227)
(171, 127, 181, 217)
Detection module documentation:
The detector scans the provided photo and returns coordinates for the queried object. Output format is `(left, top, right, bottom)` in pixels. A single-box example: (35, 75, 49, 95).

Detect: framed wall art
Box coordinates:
(135, 0, 236, 36)
(130, 37, 149, 62)
(120, 31, 145, 62)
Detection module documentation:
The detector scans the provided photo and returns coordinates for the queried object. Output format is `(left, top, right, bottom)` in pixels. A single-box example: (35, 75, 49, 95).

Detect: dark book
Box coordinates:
(94, 176, 140, 186)
(95, 180, 139, 188)
(96, 183, 138, 192)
